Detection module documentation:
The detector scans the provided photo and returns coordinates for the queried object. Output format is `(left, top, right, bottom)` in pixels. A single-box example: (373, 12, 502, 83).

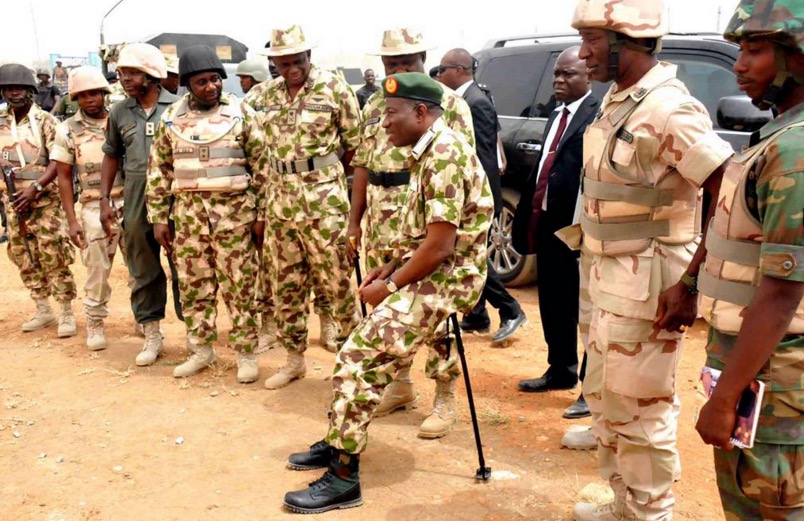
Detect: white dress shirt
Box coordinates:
(535, 90, 591, 211)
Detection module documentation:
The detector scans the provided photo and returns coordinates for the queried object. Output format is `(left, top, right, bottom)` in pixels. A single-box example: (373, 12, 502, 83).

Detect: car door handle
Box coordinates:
(516, 142, 542, 154)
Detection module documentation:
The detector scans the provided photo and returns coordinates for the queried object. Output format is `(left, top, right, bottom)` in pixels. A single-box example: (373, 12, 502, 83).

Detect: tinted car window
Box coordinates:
(661, 56, 741, 128)
(478, 51, 548, 118)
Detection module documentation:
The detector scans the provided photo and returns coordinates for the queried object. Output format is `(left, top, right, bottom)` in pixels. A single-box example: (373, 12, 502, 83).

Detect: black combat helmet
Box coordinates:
(0, 64, 37, 90)
(178, 45, 227, 87)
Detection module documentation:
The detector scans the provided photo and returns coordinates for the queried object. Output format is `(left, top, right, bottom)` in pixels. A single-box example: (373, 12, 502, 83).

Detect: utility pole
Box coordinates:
(100, 0, 126, 73)
(29, 1, 41, 62)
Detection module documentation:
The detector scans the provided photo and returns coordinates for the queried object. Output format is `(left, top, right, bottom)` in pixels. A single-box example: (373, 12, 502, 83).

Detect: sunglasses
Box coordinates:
(435, 65, 466, 75)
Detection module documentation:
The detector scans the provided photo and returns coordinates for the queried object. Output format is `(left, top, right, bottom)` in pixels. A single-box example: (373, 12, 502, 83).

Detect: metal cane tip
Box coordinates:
(475, 466, 492, 481)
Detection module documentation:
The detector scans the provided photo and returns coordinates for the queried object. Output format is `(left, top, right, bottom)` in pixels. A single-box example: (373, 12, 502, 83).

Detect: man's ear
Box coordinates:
(415, 102, 428, 121)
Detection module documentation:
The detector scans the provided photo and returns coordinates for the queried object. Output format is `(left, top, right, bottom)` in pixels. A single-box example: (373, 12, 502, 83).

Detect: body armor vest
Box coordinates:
(0, 107, 48, 191)
(67, 117, 124, 203)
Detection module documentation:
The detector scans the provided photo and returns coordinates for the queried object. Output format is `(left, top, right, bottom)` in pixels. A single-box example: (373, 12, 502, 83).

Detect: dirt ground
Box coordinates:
(0, 253, 725, 521)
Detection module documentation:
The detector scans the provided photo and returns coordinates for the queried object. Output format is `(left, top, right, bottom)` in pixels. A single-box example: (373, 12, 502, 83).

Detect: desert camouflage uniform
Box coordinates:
(106, 82, 127, 106)
(352, 88, 475, 271)
(51, 110, 126, 319)
(700, 103, 804, 520)
(326, 118, 493, 453)
(256, 64, 360, 353)
(0, 103, 76, 302)
(147, 92, 266, 353)
(580, 62, 733, 520)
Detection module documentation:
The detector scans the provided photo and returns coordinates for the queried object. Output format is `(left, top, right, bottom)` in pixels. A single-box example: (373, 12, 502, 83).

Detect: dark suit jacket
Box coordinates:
(463, 82, 503, 216)
(512, 93, 600, 255)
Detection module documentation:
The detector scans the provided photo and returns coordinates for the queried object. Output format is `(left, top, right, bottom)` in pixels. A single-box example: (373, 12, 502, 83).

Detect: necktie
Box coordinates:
(528, 107, 570, 250)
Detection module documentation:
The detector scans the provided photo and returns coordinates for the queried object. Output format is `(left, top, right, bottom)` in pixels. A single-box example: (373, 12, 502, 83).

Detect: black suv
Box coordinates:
(475, 33, 759, 286)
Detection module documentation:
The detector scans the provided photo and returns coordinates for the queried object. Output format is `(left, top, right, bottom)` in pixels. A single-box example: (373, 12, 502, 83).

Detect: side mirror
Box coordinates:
(717, 95, 773, 132)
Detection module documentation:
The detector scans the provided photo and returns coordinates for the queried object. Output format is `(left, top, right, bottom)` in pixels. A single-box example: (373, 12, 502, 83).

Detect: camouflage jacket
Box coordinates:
(704, 102, 804, 445)
(0, 103, 59, 208)
(252, 65, 362, 221)
(380, 118, 493, 319)
(146, 92, 267, 230)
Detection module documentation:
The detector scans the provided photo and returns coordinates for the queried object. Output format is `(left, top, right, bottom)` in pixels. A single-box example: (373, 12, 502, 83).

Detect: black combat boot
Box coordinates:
(283, 449, 362, 514)
(287, 440, 333, 470)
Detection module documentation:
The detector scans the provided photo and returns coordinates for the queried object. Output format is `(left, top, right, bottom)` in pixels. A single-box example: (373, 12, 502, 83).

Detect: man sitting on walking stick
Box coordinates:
(282, 72, 493, 514)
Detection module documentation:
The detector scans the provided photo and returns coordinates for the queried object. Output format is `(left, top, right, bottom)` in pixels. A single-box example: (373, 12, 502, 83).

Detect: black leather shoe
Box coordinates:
(492, 312, 527, 344)
(518, 373, 577, 393)
(284, 451, 362, 514)
(287, 440, 332, 470)
(459, 317, 490, 334)
(563, 394, 591, 419)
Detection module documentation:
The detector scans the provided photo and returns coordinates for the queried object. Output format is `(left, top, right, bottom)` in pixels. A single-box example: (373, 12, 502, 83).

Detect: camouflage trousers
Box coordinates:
(325, 268, 485, 454)
(174, 222, 259, 353)
(79, 201, 126, 319)
(714, 443, 804, 520)
(583, 307, 684, 521)
(363, 183, 405, 271)
(5, 199, 76, 302)
(267, 213, 358, 353)
(578, 246, 593, 350)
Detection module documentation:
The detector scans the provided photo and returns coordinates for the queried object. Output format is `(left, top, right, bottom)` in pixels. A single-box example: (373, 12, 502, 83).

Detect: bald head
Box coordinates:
(436, 48, 475, 90)
(553, 46, 589, 104)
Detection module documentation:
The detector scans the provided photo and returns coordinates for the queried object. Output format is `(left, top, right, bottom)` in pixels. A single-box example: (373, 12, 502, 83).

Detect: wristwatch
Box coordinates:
(680, 272, 698, 295)
(33, 181, 44, 192)
(384, 277, 399, 294)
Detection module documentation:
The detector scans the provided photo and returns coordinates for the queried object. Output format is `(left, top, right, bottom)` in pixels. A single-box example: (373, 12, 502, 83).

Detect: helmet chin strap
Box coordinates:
(755, 45, 804, 110)
(5, 89, 35, 109)
(605, 32, 662, 83)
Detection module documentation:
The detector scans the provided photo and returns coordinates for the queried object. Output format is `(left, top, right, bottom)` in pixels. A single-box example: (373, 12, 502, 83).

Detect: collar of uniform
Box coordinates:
(184, 91, 234, 112)
(14, 102, 44, 125)
(411, 117, 447, 161)
(759, 100, 804, 140)
(74, 108, 108, 128)
(609, 61, 677, 104)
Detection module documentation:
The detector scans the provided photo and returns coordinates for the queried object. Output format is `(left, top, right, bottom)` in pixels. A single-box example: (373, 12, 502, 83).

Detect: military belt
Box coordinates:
(368, 170, 410, 188)
(704, 225, 761, 267)
(583, 178, 673, 207)
(580, 214, 670, 241)
(174, 165, 249, 179)
(173, 148, 246, 160)
(14, 169, 43, 181)
(269, 152, 339, 174)
(4, 150, 47, 167)
(698, 270, 756, 307)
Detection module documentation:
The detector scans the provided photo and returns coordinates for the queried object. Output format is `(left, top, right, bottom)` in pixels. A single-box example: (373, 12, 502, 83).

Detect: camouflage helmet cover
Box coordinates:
(0, 63, 38, 89)
(571, 0, 668, 38)
(116, 42, 168, 79)
(723, 0, 804, 52)
(68, 66, 112, 100)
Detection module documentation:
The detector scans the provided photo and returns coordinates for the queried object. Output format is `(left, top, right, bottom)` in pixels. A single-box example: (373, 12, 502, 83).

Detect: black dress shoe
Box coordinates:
(284, 450, 362, 514)
(287, 440, 332, 470)
(459, 317, 490, 334)
(518, 373, 577, 393)
(563, 394, 591, 419)
(492, 311, 527, 343)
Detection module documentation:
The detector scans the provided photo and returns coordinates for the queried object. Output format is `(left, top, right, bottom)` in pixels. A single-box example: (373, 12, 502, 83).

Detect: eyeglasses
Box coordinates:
(435, 65, 466, 75)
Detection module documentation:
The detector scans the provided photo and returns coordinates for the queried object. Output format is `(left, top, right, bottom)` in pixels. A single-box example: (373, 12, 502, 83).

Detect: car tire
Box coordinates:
(489, 188, 537, 287)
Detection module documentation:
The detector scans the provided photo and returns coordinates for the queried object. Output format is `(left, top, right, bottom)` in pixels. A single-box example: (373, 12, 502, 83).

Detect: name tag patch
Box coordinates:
(145, 122, 155, 136)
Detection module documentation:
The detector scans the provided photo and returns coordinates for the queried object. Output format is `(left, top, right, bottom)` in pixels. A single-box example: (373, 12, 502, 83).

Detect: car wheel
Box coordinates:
(489, 188, 537, 287)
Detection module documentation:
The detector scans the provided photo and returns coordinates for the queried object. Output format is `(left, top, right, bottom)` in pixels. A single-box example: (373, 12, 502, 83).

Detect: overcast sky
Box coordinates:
(3, 0, 739, 70)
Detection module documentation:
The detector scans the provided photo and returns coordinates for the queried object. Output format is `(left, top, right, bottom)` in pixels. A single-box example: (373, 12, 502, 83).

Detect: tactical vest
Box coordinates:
(698, 123, 804, 335)
(581, 79, 702, 256)
(0, 108, 48, 191)
(164, 98, 249, 193)
(67, 117, 124, 203)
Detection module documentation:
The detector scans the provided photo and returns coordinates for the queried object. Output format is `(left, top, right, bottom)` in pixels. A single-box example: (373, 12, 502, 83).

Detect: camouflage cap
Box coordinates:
(371, 28, 434, 56)
(571, 0, 668, 38)
(260, 25, 317, 57)
(68, 66, 111, 100)
(164, 54, 180, 75)
(117, 42, 168, 79)
(724, 0, 804, 52)
(383, 72, 443, 106)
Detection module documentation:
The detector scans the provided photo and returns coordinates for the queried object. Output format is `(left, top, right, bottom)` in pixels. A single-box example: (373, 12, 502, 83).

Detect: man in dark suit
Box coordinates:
(436, 48, 526, 345)
(512, 47, 598, 417)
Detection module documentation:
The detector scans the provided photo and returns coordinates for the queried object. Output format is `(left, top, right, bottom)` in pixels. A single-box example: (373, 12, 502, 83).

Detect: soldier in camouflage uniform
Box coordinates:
(254, 25, 361, 390)
(695, 1, 804, 518)
(282, 72, 492, 514)
(571, 1, 736, 520)
(0, 63, 78, 338)
(52, 66, 126, 351)
(244, 51, 338, 355)
(346, 28, 476, 439)
(147, 45, 266, 384)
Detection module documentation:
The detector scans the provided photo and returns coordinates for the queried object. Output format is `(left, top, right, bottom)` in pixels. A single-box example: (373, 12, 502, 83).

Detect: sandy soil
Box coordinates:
(0, 253, 724, 521)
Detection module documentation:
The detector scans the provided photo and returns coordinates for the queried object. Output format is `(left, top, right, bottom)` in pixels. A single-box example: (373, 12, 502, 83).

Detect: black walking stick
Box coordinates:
(449, 313, 492, 481)
(349, 237, 368, 318)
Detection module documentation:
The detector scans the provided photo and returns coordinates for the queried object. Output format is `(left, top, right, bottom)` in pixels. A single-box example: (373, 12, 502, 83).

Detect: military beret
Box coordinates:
(383, 72, 442, 107)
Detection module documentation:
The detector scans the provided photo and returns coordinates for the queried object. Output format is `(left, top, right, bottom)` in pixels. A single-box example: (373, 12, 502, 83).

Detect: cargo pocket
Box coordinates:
(602, 312, 681, 398)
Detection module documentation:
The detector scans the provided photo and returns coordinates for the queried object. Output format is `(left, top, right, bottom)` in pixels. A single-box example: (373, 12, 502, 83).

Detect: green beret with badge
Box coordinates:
(382, 72, 443, 107)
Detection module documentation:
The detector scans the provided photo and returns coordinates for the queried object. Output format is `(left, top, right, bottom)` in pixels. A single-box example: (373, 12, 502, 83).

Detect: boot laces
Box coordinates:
(308, 471, 335, 491)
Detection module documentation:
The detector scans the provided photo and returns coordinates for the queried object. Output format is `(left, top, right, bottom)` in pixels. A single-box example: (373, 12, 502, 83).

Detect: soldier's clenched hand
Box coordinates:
(695, 398, 735, 451)
(100, 199, 115, 238)
(12, 185, 37, 212)
(359, 279, 390, 307)
(654, 282, 696, 333)
(68, 219, 86, 249)
(346, 224, 362, 263)
(153, 223, 173, 253)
